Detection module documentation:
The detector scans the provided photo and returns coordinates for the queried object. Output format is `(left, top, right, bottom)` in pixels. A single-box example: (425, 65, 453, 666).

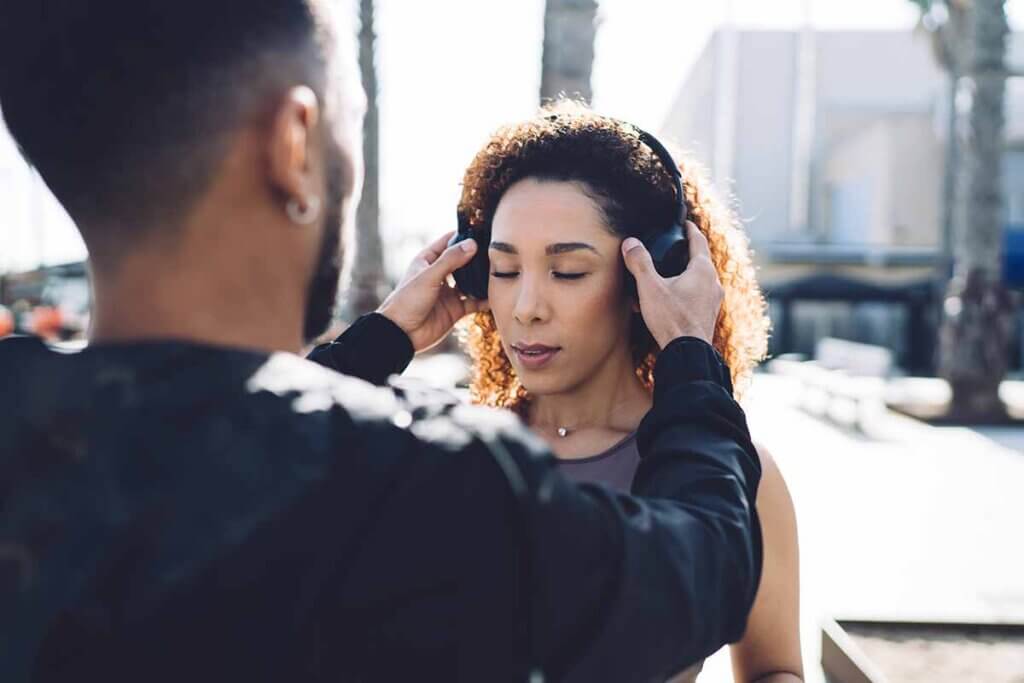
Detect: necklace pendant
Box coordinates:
(557, 427, 569, 438)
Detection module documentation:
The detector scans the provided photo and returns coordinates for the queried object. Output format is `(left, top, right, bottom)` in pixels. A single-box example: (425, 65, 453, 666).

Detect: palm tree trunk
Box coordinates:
(344, 0, 386, 320)
(540, 0, 598, 104)
(938, 0, 1015, 419)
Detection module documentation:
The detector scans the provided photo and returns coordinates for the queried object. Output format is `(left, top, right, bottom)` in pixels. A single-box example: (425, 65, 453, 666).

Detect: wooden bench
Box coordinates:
(773, 338, 894, 432)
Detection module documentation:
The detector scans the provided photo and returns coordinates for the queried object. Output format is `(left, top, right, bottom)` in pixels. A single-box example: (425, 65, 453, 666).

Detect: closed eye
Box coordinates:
(491, 271, 588, 280)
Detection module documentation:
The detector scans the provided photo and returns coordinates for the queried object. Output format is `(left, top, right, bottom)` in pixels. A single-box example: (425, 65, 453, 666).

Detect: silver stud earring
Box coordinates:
(285, 196, 322, 225)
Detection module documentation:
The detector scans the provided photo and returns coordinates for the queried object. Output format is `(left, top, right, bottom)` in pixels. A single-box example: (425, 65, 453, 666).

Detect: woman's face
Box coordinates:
(487, 178, 635, 397)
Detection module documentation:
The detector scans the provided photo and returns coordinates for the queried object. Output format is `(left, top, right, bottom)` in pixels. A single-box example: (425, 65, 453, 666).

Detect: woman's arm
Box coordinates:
(729, 445, 803, 683)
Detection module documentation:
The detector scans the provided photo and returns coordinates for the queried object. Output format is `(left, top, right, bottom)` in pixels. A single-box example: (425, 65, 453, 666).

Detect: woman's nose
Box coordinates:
(512, 277, 549, 325)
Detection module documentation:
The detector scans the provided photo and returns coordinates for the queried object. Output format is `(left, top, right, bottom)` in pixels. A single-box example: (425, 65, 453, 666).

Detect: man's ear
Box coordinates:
(267, 86, 321, 208)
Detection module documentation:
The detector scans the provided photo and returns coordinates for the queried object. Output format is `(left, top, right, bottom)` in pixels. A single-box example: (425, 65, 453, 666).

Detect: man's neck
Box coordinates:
(88, 250, 306, 355)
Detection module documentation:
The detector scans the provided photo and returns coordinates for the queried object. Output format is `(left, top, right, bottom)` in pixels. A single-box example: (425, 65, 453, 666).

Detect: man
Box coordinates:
(0, 2, 762, 682)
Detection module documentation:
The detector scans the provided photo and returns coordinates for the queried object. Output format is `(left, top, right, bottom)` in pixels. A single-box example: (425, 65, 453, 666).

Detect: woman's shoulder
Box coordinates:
(751, 442, 783, 487)
(752, 441, 778, 473)
(751, 441, 797, 528)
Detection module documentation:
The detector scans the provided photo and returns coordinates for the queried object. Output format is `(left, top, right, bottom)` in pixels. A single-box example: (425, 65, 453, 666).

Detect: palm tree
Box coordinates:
(912, 0, 1014, 419)
(540, 0, 599, 104)
(344, 0, 387, 319)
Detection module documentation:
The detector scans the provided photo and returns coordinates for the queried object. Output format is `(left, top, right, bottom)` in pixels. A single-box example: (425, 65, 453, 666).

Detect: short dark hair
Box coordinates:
(0, 1, 333, 245)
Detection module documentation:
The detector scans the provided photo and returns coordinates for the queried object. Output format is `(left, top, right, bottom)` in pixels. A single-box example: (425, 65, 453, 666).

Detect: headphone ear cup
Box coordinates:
(645, 222, 690, 279)
(447, 231, 490, 300)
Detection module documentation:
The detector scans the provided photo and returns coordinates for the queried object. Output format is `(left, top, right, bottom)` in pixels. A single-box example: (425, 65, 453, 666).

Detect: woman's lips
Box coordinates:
(511, 343, 561, 370)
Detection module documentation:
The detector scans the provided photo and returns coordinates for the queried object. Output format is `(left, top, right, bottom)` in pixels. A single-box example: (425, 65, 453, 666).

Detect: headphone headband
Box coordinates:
(458, 119, 686, 232)
(635, 127, 687, 227)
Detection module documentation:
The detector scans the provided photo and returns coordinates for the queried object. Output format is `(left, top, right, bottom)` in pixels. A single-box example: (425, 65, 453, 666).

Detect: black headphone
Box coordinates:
(447, 123, 690, 300)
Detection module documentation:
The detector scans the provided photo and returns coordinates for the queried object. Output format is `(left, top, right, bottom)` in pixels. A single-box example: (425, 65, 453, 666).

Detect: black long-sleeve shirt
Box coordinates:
(1, 315, 761, 682)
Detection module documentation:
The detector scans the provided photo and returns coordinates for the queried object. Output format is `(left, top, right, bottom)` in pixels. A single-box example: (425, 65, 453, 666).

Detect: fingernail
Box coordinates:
(460, 240, 476, 253)
(622, 238, 641, 252)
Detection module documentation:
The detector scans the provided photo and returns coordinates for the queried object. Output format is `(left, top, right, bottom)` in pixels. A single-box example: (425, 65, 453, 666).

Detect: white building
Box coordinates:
(662, 28, 1024, 285)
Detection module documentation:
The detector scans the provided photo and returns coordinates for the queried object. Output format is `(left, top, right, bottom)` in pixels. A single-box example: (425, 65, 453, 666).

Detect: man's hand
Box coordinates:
(622, 221, 723, 348)
(377, 231, 489, 353)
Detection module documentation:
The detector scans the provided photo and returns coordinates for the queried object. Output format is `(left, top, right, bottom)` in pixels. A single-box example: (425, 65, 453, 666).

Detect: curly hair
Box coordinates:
(456, 100, 769, 412)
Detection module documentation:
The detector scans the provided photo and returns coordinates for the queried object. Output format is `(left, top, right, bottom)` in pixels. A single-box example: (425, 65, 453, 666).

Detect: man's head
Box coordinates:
(0, 0, 365, 344)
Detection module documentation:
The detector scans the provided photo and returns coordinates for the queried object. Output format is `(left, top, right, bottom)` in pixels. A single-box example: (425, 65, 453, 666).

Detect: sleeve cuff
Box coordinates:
(652, 337, 734, 400)
(307, 312, 414, 385)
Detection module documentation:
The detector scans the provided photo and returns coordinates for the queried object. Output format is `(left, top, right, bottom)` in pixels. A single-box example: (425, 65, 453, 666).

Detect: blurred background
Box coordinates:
(3, 1, 1024, 681)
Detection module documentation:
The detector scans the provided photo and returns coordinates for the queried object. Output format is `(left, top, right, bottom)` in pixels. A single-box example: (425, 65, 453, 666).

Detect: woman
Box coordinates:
(456, 101, 802, 682)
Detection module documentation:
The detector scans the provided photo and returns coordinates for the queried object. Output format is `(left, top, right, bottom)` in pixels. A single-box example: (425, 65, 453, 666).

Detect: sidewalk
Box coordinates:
(697, 373, 1024, 683)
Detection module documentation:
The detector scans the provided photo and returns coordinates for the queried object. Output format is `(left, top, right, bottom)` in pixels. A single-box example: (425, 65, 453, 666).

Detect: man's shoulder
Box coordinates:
(0, 338, 393, 442)
(0, 333, 48, 363)
(245, 350, 400, 422)
(0, 335, 546, 461)
(0, 335, 72, 414)
(162, 347, 537, 456)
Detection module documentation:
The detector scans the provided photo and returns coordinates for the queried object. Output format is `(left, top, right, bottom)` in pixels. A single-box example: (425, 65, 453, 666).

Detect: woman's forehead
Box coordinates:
(490, 178, 617, 248)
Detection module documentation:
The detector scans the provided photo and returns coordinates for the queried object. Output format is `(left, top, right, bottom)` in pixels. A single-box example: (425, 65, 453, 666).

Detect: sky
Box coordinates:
(4, 0, 1021, 275)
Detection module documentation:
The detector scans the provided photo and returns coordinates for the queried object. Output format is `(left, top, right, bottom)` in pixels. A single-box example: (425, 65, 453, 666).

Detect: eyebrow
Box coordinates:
(489, 241, 599, 255)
